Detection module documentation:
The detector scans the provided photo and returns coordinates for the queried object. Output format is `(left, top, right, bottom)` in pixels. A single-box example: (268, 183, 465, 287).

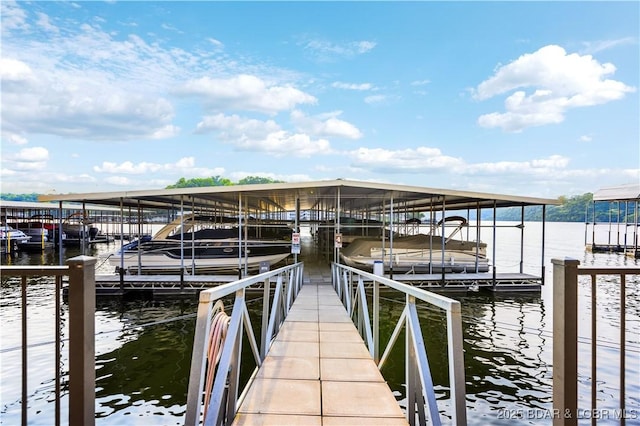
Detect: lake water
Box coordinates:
(1, 222, 639, 425)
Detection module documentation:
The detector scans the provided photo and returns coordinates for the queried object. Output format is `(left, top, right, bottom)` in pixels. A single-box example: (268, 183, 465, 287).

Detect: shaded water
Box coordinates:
(1, 222, 639, 425)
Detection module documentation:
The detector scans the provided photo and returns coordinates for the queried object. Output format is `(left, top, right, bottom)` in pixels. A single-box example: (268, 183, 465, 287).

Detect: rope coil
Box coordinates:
(202, 300, 230, 419)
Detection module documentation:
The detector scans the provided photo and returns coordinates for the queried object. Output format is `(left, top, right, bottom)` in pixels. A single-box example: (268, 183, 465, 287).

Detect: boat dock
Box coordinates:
(232, 277, 407, 425)
(90, 274, 238, 297)
(33, 179, 560, 295)
(586, 183, 639, 258)
(91, 269, 542, 296)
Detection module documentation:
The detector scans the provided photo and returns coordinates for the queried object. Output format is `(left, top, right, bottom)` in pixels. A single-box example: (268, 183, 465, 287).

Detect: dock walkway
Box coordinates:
(231, 277, 408, 425)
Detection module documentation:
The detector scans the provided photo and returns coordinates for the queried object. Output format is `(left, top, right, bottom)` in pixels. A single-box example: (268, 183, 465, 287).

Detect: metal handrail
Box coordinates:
(0, 256, 96, 426)
(185, 262, 304, 426)
(552, 259, 639, 426)
(331, 263, 467, 426)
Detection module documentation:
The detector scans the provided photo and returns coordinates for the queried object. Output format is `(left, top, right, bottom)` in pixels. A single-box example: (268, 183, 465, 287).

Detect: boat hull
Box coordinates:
(340, 253, 490, 273)
(107, 238, 292, 273)
(339, 234, 489, 273)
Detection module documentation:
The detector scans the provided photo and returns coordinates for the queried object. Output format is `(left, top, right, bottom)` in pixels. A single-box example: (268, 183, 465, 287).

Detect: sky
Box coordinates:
(1, 1, 638, 199)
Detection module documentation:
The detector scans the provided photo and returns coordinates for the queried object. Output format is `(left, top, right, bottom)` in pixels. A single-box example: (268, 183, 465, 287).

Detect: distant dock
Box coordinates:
(586, 243, 640, 258)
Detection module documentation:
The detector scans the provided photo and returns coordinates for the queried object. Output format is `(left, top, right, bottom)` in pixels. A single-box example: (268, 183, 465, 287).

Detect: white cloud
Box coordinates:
(228, 171, 313, 183)
(1, 146, 49, 172)
(2, 131, 28, 145)
(355, 41, 376, 53)
(93, 157, 217, 175)
(177, 74, 317, 114)
(364, 95, 386, 105)
(233, 131, 331, 157)
(346, 145, 581, 182)
(1, 65, 178, 140)
(161, 23, 182, 33)
(581, 37, 636, 54)
(332, 81, 374, 91)
(104, 176, 134, 186)
(300, 37, 376, 61)
(195, 112, 334, 157)
(349, 147, 465, 173)
(196, 113, 281, 137)
(1, 0, 29, 32)
(290, 110, 362, 140)
(411, 80, 431, 86)
(461, 155, 572, 176)
(93, 158, 225, 187)
(1, 15, 186, 141)
(0, 58, 33, 81)
(208, 37, 224, 48)
(150, 125, 181, 139)
(622, 169, 640, 180)
(579, 135, 593, 142)
(9, 146, 49, 162)
(35, 12, 59, 33)
(474, 45, 636, 132)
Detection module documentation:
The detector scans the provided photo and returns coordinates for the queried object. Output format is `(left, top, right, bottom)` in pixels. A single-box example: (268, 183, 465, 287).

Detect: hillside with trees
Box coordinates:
(492, 193, 637, 223)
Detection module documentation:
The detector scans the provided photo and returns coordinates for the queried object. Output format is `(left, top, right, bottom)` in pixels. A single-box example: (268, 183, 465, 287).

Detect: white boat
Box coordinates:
(15, 227, 56, 252)
(339, 216, 489, 273)
(107, 215, 292, 274)
(1, 225, 31, 253)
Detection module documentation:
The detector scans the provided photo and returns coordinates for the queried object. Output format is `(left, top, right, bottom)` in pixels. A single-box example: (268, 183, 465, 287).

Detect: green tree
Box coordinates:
(166, 175, 232, 188)
(0, 193, 39, 202)
(238, 176, 284, 185)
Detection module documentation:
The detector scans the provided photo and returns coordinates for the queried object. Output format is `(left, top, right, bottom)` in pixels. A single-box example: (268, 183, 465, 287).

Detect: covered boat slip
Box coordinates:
(586, 183, 640, 258)
(39, 179, 559, 293)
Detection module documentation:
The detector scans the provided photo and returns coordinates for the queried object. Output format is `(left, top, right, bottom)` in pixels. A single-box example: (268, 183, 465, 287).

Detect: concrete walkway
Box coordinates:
(231, 279, 408, 425)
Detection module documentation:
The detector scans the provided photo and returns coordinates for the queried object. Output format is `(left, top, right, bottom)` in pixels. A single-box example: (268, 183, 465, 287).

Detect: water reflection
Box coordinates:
(461, 294, 551, 424)
(375, 291, 553, 424)
(93, 299, 196, 424)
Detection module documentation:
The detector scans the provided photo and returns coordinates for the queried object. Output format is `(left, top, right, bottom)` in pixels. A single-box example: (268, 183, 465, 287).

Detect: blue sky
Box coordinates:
(1, 1, 638, 198)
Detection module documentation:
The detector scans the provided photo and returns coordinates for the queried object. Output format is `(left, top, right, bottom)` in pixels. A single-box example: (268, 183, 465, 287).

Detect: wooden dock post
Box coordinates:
(67, 255, 96, 426)
(552, 258, 579, 426)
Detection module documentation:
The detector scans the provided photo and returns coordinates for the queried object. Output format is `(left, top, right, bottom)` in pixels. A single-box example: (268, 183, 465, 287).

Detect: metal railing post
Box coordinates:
(66, 255, 96, 426)
(447, 301, 467, 425)
(185, 298, 214, 426)
(260, 277, 271, 359)
(552, 258, 579, 426)
(373, 279, 380, 363)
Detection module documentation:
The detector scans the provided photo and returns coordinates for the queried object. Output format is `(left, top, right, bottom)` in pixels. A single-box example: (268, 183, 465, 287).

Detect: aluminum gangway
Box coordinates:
(185, 260, 466, 426)
(231, 279, 407, 425)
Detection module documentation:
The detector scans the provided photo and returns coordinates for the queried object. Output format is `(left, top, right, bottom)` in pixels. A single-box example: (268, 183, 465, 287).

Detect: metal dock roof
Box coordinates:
(37, 179, 559, 213)
(593, 183, 640, 201)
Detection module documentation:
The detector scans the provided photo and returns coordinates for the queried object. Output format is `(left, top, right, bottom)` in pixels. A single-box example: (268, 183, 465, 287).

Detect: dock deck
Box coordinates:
(91, 270, 542, 296)
(231, 279, 408, 425)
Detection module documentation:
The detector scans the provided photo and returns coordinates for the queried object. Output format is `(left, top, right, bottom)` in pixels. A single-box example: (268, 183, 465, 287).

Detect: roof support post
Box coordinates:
(492, 200, 497, 288)
(520, 205, 525, 274)
(191, 197, 196, 276)
(180, 196, 185, 287)
(428, 198, 434, 274)
(335, 186, 341, 264)
(58, 201, 64, 266)
(238, 194, 243, 279)
(475, 202, 481, 273)
(294, 195, 300, 264)
(119, 197, 126, 286)
(541, 204, 547, 285)
(441, 197, 446, 286)
(389, 196, 394, 280)
(634, 199, 638, 255)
